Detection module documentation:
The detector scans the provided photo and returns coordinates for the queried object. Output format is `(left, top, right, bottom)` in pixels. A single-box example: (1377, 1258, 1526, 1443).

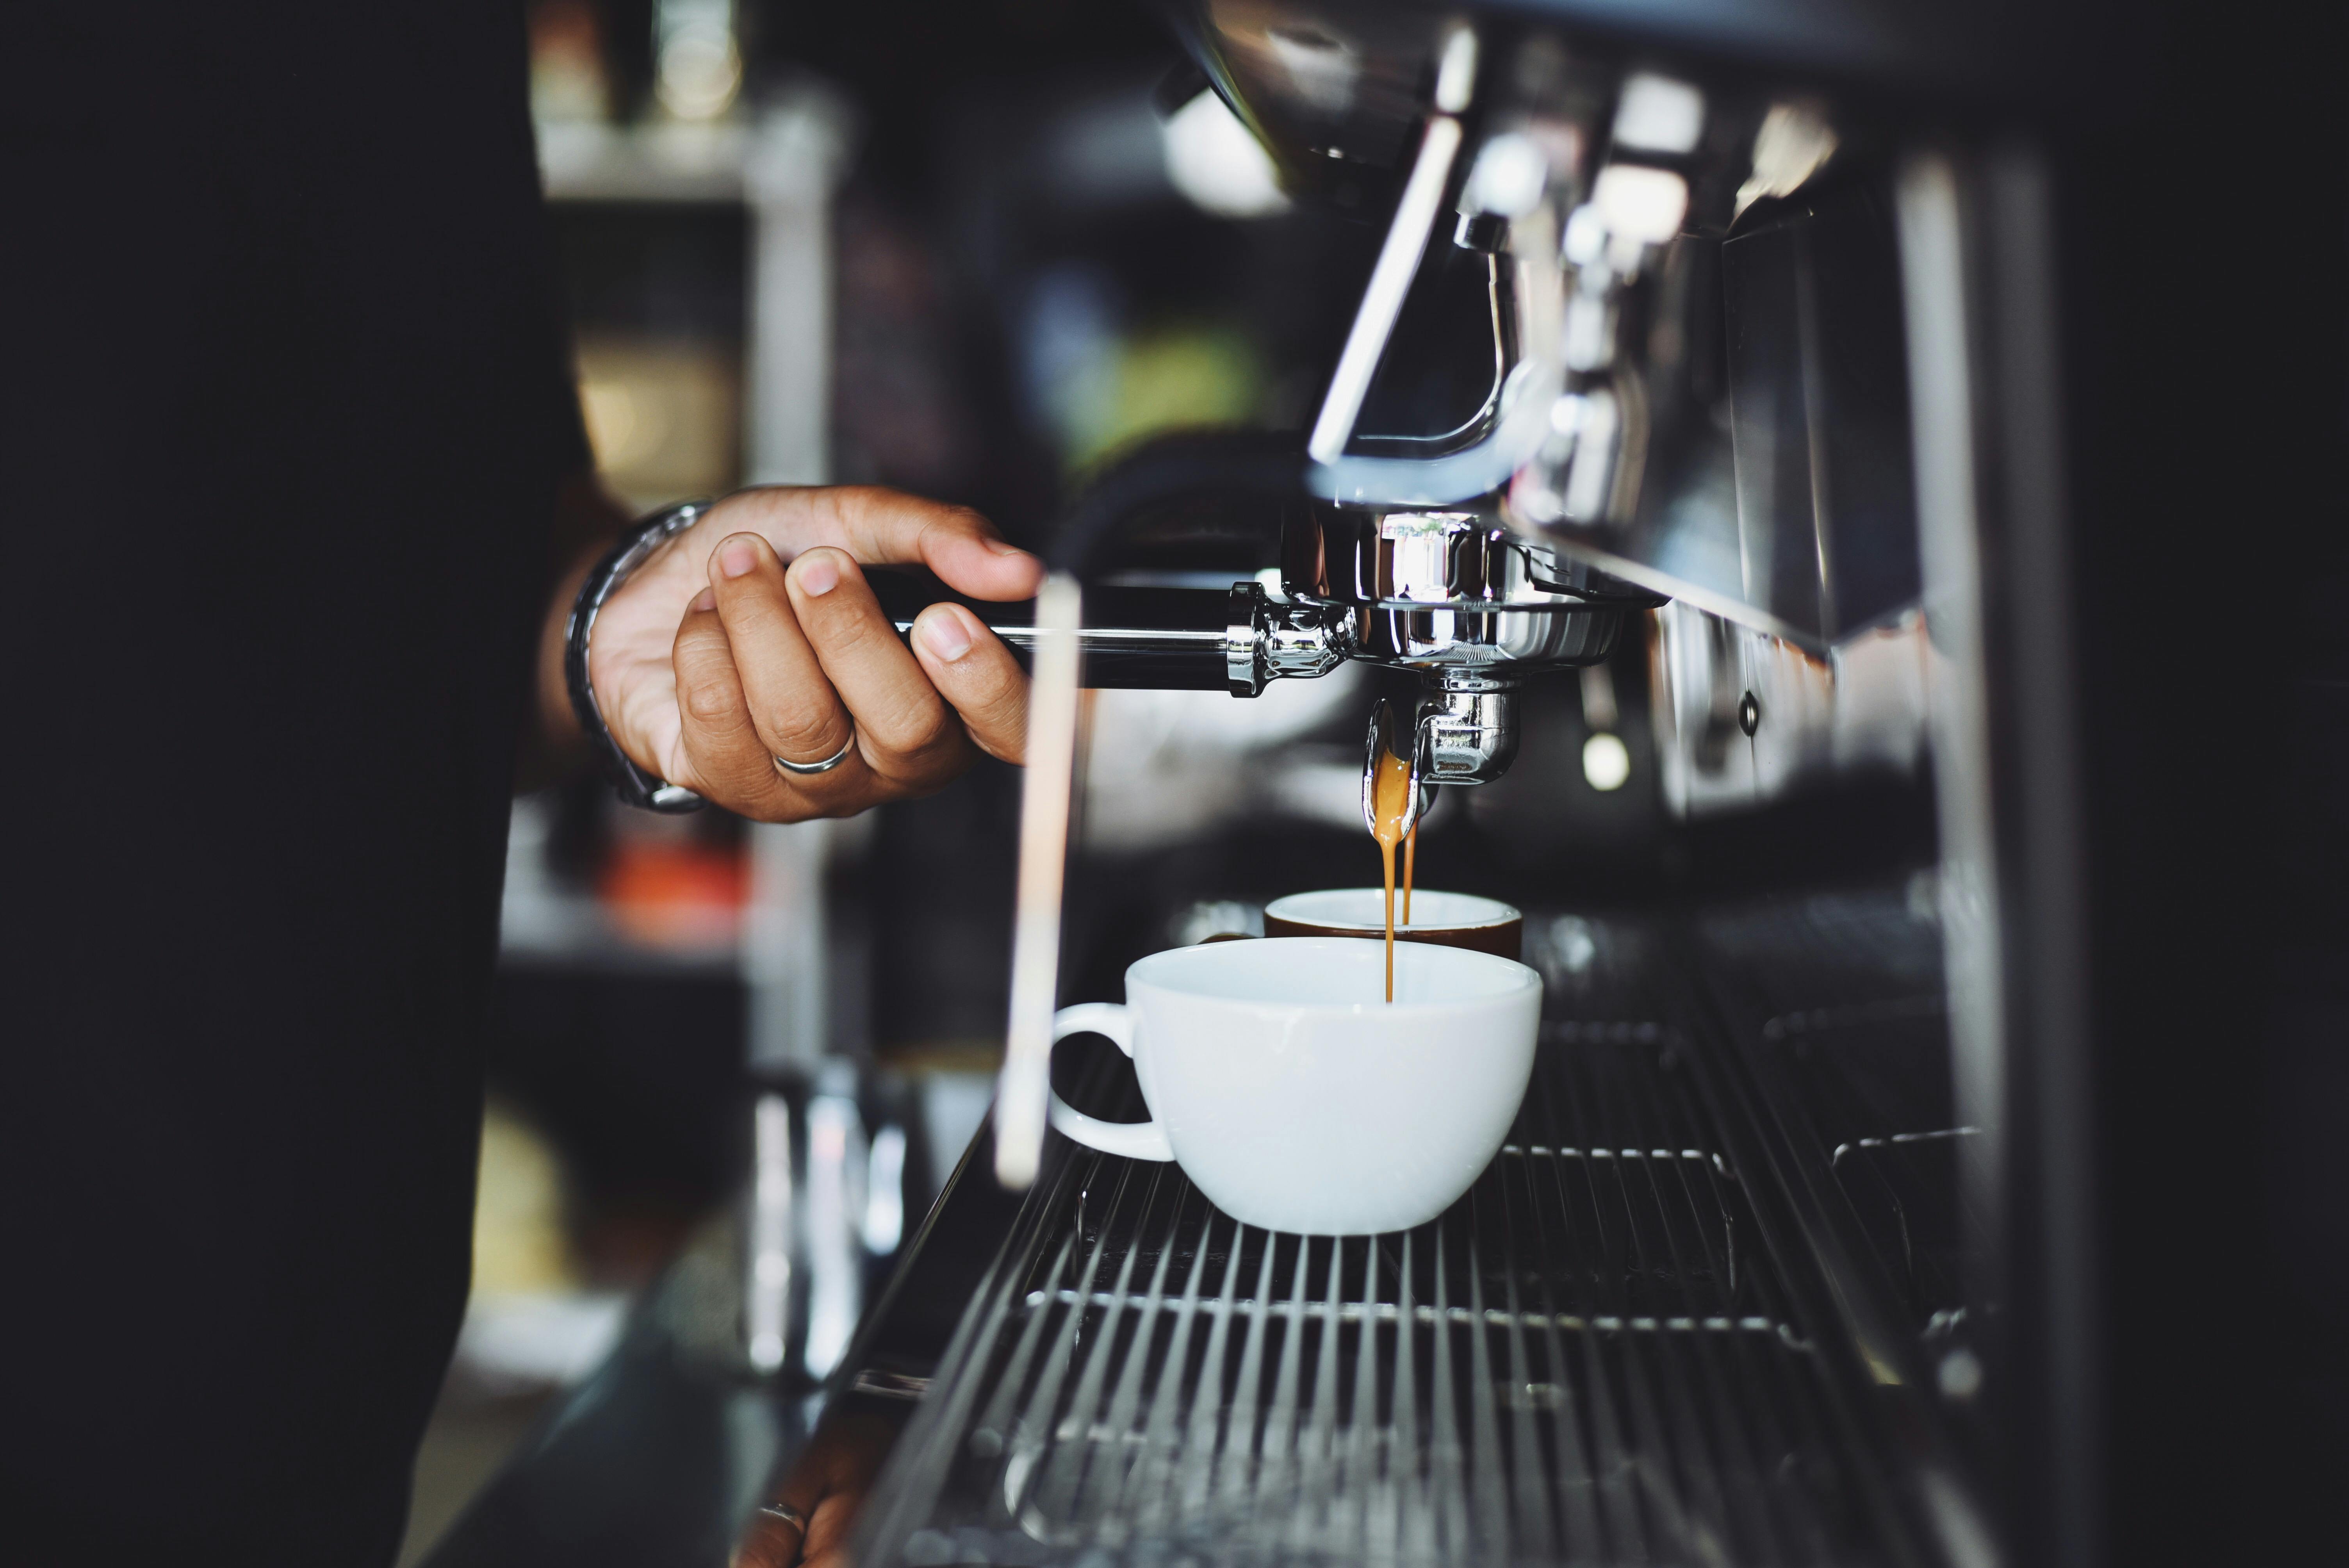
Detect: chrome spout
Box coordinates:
(1418, 675, 1520, 785)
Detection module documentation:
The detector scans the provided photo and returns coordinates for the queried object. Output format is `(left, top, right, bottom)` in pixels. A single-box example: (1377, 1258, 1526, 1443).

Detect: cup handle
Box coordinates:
(1045, 1003, 1174, 1162)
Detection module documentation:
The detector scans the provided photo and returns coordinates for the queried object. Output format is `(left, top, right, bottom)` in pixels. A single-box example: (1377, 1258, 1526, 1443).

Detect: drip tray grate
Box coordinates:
(858, 1031, 1903, 1566)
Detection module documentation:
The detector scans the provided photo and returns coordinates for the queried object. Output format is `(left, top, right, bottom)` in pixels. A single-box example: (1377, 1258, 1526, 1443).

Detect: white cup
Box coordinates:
(1046, 937, 1543, 1235)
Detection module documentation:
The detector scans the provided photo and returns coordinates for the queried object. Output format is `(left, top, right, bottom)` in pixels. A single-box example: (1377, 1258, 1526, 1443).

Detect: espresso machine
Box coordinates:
(424, 1, 2340, 1563)
(800, 2, 2342, 1564)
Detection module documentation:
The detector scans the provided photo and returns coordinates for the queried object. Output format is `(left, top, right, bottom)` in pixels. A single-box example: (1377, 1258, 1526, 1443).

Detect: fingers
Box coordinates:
(726, 1480, 862, 1568)
(797, 1488, 863, 1568)
(634, 502, 1038, 821)
(587, 486, 1039, 822)
(669, 591, 810, 818)
(707, 486, 1044, 602)
(706, 533, 859, 772)
(783, 546, 973, 790)
(677, 533, 1000, 820)
(729, 1502, 808, 1568)
(829, 488, 1045, 601)
(911, 603, 1032, 764)
(729, 1410, 896, 1568)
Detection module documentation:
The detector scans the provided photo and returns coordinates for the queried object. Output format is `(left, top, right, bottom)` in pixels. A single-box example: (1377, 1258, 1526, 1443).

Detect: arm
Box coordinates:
(536, 482, 1042, 820)
(531, 476, 634, 761)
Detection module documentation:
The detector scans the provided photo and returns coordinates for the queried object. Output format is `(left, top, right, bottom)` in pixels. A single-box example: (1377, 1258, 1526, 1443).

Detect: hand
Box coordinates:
(731, 1409, 901, 1568)
(588, 486, 1042, 821)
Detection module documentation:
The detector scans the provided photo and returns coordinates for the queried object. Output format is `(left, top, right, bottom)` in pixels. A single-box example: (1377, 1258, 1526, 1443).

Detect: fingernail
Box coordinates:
(797, 554, 839, 596)
(984, 539, 1031, 558)
(920, 610, 973, 663)
(717, 537, 759, 579)
(690, 587, 717, 613)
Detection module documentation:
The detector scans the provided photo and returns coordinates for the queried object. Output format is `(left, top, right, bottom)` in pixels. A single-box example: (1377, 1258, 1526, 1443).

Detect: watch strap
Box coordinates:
(565, 499, 713, 813)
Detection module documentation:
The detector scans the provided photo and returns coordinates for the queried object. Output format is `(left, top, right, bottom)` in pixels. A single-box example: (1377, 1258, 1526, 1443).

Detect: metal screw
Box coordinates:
(1737, 690, 1761, 736)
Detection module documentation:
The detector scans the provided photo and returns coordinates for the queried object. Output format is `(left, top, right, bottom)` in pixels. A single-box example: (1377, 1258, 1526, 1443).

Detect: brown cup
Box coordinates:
(1262, 889, 1522, 960)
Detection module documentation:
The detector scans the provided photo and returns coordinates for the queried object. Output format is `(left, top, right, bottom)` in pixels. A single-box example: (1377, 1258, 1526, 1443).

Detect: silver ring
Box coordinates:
(775, 723, 856, 776)
(757, 1502, 809, 1534)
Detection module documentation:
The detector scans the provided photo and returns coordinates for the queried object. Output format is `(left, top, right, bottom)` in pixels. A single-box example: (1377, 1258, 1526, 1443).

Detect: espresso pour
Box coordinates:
(1363, 699, 1429, 1002)
(1370, 744, 1411, 1001)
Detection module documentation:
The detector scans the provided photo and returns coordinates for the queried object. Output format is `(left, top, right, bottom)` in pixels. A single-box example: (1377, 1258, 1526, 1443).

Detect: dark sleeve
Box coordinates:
(534, 226, 596, 483)
(522, 110, 595, 484)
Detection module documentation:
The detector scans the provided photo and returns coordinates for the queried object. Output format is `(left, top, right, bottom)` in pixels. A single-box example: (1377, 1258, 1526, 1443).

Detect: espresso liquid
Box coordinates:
(1369, 740, 1415, 1001)
(1403, 819, 1417, 925)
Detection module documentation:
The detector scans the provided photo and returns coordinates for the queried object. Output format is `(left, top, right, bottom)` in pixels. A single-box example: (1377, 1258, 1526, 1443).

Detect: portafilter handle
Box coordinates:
(864, 570, 1347, 696)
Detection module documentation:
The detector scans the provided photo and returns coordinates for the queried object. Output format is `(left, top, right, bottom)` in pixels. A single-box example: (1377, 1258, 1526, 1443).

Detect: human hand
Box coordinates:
(731, 1409, 902, 1568)
(588, 486, 1041, 821)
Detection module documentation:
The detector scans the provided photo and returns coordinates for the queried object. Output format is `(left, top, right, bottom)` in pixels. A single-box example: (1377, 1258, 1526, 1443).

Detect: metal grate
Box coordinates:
(856, 1028, 1912, 1566)
(1695, 890, 1981, 1340)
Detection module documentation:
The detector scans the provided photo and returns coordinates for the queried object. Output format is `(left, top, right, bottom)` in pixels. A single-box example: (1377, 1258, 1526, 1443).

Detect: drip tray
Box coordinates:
(854, 1030, 1919, 1566)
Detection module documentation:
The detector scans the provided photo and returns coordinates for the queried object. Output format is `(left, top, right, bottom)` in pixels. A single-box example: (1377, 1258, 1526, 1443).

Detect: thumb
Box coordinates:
(911, 604, 1030, 764)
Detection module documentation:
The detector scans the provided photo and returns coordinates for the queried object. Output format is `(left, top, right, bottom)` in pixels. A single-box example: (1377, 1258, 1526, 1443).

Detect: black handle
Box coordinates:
(864, 569, 1238, 691)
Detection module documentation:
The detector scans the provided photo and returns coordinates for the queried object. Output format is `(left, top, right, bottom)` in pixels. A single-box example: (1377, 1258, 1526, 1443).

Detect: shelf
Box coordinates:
(538, 120, 751, 203)
(536, 93, 852, 208)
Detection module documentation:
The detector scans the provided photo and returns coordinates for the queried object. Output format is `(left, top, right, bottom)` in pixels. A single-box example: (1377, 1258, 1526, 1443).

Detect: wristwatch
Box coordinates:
(565, 499, 713, 813)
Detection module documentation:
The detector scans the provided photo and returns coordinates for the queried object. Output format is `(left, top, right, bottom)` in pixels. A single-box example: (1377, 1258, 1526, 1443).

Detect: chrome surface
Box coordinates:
(1894, 151, 2006, 1268)
(1256, 598, 1355, 685)
(1304, 187, 1564, 508)
(1305, 27, 1474, 467)
(1347, 600, 1625, 677)
(1226, 584, 1264, 697)
(1309, 360, 1563, 510)
(1357, 698, 1428, 839)
(1355, 248, 1509, 449)
(1417, 676, 1519, 786)
(1507, 91, 1696, 537)
(1507, 139, 1922, 651)
(1223, 582, 1352, 698)
(1648, 601, 1930, 820)
(1287, 509, 1620, 611)
(1285, 508, 1649, 686)
(1175, 6, 1928, 650)
(1292, 506, 1647, 803)
(1287, 499, 1654, 837)
(1199, 10, 1918, 651)
(966, 582, 1347, 699)
(1302, 58, 1572, 509)
(993, 622, 1225, 663)
(1895, 146, 2098, 1566)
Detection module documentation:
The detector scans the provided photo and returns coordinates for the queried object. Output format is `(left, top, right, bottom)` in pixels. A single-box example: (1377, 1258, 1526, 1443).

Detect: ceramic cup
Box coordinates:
(1046, 937, 1542, 1235)
(1264, 888, 1523, 960)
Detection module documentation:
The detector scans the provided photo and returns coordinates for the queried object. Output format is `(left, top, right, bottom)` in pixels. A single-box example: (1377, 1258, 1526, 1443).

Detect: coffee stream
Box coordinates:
(1369, 735, 1417, 1002)
(1403, 818, 1417, 926)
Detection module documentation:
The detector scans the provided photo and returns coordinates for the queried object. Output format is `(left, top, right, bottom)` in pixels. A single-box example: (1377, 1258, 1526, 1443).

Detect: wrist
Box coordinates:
(538, 547, 600, 750)
(566, 499, 714, 813)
